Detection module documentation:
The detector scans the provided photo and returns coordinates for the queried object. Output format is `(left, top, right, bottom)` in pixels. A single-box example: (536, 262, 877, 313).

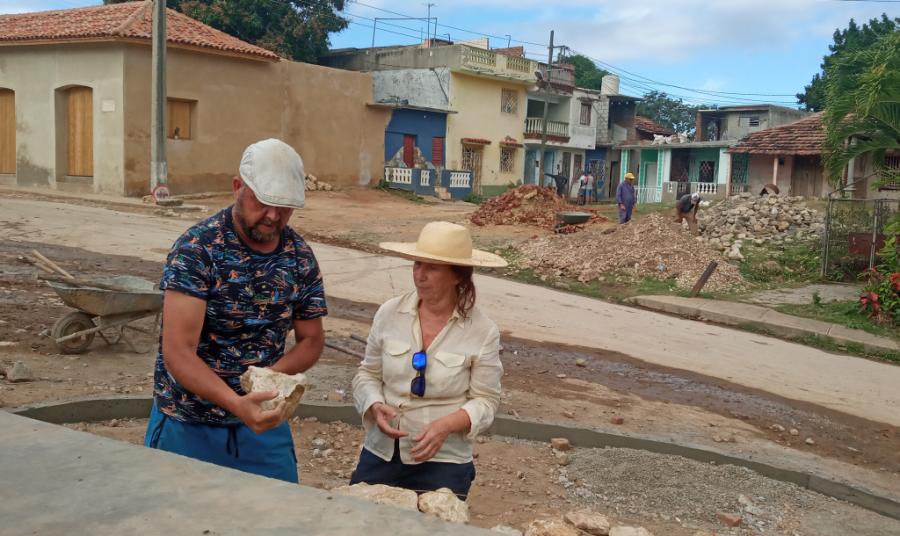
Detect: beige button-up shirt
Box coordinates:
(352, 291, 503, 464)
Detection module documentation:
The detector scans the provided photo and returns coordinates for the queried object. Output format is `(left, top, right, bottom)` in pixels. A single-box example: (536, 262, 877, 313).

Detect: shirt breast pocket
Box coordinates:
(430, 351, 469, 395)
(382, 339, 411, 377)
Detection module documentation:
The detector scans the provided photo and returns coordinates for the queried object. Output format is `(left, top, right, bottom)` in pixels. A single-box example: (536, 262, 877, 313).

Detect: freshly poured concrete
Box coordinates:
(0, 410, 489, 536)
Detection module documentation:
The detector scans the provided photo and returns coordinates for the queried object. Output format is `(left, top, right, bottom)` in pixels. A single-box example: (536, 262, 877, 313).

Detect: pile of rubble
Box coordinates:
(471, 185, 606, 229)
(305, 174, 333, 192)
(698, 193, 824, 261)
(519, 213, 745, 291)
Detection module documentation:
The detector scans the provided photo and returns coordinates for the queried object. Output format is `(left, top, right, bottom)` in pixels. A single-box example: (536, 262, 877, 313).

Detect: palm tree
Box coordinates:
(823, 30, 900, 190)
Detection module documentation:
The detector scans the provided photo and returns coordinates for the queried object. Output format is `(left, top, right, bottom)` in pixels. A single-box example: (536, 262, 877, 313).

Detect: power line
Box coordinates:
(348, 0, 549, 47)
(344, 1, 800, 105)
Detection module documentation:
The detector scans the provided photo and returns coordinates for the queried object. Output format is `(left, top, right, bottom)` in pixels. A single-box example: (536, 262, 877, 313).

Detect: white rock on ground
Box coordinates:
(563, 510, 610, 535)
(491, 525, 524, 536)
(239, 366, 306, 414)
(609, 527, 654, 536)
(417, 488, 470, 523)
(5, 360, 34, 382)
(331, 483, 419, 511)
(524, 517, 580, 536)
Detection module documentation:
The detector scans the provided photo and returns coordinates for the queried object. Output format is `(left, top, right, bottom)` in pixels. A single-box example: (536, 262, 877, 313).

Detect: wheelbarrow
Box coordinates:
(46, 275, 163, 354)
(553, 211, 592, 234)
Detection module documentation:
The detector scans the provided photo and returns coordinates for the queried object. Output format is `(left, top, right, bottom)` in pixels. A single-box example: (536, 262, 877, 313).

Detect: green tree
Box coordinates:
(822, 29, 900, 188)
(104, 0, 348, 63)
(559, 54, 609, 90)
(636, 91, 705, 136)
(798, 14, 899, 111)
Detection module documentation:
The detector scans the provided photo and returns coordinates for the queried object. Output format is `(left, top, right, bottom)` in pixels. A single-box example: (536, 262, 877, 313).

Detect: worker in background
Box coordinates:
(616, 172, 637, 224)
(576, 168, 592, 205)
(674, 191, 702, 234)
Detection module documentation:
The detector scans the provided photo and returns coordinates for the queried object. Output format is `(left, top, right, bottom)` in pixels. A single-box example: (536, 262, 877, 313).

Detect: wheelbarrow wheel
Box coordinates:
(51, 312, 96, 354)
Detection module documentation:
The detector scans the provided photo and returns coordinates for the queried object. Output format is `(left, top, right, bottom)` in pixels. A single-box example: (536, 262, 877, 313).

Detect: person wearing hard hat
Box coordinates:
(144, 138, 326, 483)
(616, 172, 637, 224)
(674, 191, 702, 234)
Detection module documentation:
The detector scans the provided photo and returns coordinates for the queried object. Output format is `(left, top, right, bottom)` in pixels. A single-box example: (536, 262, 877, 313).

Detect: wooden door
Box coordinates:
(0, 89, 14, 174)
(462, 145, 483, 189)
(402, 135, 415, 167)
(792, 156, 824, 198)
(573, 154, 583, 177)
(67, 87, 93, 177)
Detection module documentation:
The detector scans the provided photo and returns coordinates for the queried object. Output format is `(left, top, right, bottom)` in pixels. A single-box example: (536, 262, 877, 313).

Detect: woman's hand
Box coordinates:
(369, 402, 408, 439)
(410, 418, 452, 462)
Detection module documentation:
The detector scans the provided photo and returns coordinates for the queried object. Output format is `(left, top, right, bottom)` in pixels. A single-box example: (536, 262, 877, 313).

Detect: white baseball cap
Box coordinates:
(239, 139, 306, 209)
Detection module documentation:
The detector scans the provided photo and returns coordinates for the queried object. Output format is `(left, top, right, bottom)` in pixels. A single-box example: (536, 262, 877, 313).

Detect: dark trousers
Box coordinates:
(350, 442, 476, 500)
(619, 204, 634, 224)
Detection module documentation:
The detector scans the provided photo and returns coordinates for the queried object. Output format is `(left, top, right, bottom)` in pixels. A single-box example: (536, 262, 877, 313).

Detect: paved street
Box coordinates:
(3, 197, 900, 427)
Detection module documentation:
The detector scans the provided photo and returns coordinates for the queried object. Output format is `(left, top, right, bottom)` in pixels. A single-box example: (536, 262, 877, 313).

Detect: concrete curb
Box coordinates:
(629, 295, 899, 356)
(10, 396, 900, 522)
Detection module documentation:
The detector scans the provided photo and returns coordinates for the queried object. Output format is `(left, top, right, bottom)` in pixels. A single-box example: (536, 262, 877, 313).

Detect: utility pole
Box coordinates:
(538, 30, 554, 186)
(424, 3, 435, 45)
(150, 0, 168, 197)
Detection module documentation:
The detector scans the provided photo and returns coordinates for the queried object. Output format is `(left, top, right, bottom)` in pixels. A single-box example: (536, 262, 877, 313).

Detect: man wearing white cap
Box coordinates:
(144, 139, 326, 482)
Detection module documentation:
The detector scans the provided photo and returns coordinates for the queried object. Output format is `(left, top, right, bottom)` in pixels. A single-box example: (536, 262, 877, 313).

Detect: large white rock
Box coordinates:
(491, 525, 524, 536)
(524, 518, 580, 536)
(609, 527, 654, 536)
(418, 488, 469, 523)
(332, 483, 419, 511)
(239, 366, 306, 414)
(563, 510, 610, 535)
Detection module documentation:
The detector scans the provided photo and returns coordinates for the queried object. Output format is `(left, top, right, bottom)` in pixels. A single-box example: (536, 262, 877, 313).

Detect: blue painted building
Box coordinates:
(383, 107, 449, 168)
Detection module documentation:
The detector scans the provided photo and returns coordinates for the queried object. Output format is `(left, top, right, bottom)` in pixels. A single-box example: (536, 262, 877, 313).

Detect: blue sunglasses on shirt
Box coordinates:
(411, 350, 427, 397)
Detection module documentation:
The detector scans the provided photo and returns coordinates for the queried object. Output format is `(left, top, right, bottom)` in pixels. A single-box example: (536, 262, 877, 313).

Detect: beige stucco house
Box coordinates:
(0, 1, 390, 196)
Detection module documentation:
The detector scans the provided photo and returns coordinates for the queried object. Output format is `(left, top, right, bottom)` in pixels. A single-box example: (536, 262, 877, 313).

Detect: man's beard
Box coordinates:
(234, 203, 282, 243)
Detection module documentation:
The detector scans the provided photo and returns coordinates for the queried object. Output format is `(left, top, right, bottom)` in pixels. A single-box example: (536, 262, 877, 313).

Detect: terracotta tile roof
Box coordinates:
(634, 115, 675, 136)
(730, 113, 824, 155)
(0, 1, 280, 61)
(493, 46, 525, 58)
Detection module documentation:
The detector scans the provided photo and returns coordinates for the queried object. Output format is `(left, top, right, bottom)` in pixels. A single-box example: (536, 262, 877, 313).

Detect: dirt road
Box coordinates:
(2, 196, 900, 428)
(1, 232, 898, 534)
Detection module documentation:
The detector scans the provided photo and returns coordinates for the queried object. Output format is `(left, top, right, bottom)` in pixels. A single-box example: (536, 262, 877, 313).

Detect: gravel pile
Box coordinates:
(560, 447, 820, 534)
(518, 213, 745, 291)
(470, 185, 606, 229)
(698, 194, 825, 261)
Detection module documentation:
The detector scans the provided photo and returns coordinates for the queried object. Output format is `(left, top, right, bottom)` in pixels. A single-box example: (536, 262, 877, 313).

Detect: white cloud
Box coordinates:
(354, 0, 891, 63)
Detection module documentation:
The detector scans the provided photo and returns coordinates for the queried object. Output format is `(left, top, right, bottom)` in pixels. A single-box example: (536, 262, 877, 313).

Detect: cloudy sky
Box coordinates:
(4, 0, 896, 107)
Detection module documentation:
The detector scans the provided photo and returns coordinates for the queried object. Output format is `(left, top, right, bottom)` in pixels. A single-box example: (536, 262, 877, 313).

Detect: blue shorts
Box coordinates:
(144, 401, 298, 483)
(350, 441, 476, 500)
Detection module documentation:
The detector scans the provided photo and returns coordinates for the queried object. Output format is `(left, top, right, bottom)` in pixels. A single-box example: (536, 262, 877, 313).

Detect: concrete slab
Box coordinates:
(828, 324, 900, 353)
(635, 295, 898, 357)
(746, 284, 862, 306)
(0, 411, 489, 536)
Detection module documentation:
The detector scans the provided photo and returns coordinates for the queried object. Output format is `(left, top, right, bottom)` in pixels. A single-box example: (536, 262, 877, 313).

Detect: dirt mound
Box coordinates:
(470, 185, 606, 229)
(519, 213, 745, 291)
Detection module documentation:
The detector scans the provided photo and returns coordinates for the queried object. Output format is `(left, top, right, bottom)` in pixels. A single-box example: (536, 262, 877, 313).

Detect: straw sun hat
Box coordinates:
(379, 221, 508, 268)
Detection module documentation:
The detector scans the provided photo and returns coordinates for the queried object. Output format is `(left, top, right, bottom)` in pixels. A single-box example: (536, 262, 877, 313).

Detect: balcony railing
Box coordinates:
(636, 187, 662, 204)
(505, 55, 532, 73)
(524, 117, 569, 138)
(665, 181, 720, 196)
(458, 46, 537, 82)
(462, 47, 497, 68)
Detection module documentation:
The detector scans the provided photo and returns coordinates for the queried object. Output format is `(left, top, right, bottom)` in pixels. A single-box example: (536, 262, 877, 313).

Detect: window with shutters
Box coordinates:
(580, 102, 591, 126)
(500, 89, 518, 114)
(500, 147, 515, 173)
(167, 98, 195, 140)
(431, 137, 444, 166)
(748, 116, 760, 127)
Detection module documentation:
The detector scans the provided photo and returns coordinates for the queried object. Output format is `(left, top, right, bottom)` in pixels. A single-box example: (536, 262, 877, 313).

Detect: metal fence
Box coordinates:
(821, 197, 900, 278)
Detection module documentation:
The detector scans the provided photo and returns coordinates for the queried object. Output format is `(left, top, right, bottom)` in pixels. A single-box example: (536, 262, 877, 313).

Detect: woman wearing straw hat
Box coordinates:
(350, 221, 507, 499)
